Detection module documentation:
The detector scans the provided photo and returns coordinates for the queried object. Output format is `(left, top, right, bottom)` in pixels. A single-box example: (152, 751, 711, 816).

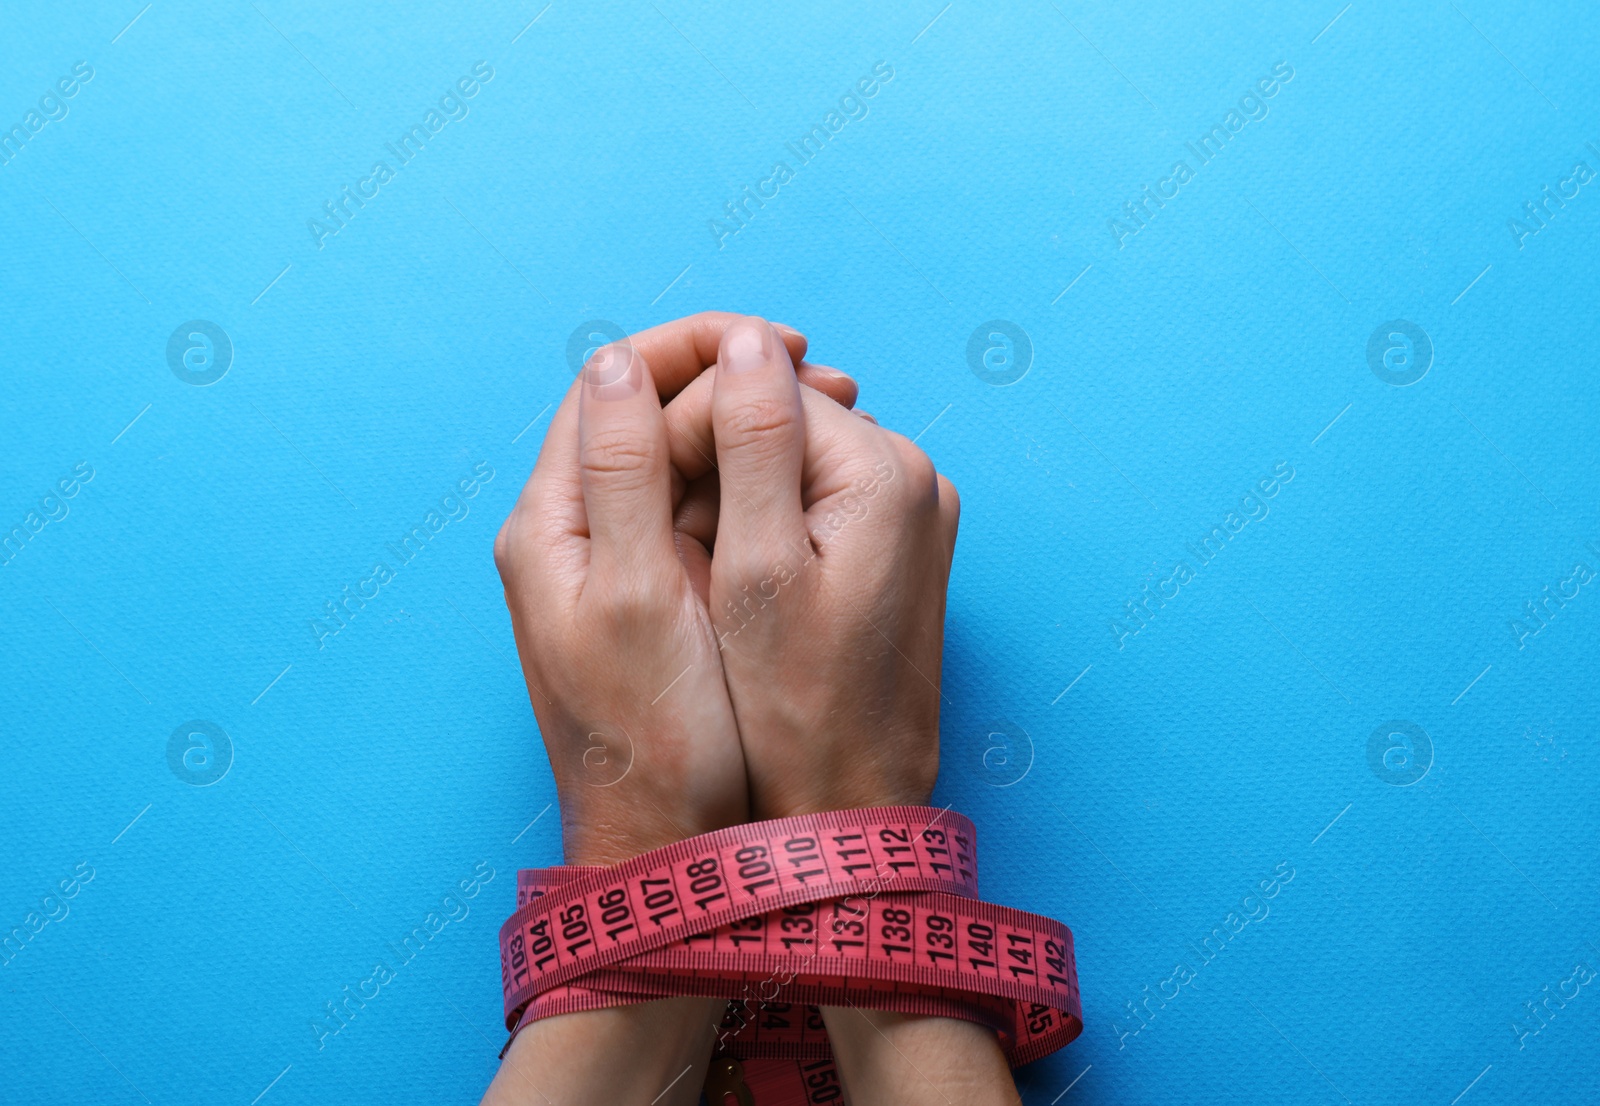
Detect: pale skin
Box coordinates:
(483, 313, 1018, 1105)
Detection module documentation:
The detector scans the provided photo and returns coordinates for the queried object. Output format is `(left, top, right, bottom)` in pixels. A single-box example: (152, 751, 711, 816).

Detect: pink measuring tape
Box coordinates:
(498, 806, 1081, 1103)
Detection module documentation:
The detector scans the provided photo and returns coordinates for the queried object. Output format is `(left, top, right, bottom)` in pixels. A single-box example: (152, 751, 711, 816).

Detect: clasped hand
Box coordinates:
(485, 314, 1017, 1106)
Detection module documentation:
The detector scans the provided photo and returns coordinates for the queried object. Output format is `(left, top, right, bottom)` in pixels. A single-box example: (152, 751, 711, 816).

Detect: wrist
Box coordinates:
(486, 997, 725, 1106)
(752, 780, 937, 823)
(818, 1007, 1017, 1106)
(557, 796, 742, 867)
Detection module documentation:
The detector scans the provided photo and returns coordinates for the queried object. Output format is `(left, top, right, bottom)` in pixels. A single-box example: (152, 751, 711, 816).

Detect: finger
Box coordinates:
(794, 387, 902, 509)
(660, 354, 884, 511)
(662, 371, 871, 558)
(532, 376, 586, 509)
(625, 312, 808, 403)
(496, 374, 585, 587)
(936, 473, 961, 566)
(515, 313, 800, 522)
(674, 473, 720, 551)
(711, 317, 808, 555)
(856, 410, 877, 424)
(508, 313, 800, 547)
(664, 376, 720, 482)
(663, 363, 855, 481)
(672, 474, 720, 604)
(500, 315, 807, 587)
(799, 363, 857, 409)
(577, 342, 678, 580)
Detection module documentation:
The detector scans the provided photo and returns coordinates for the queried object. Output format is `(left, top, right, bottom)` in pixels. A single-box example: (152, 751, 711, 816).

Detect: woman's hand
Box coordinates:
(484, 314, 856, 1106)
(663, 317, 1020, 1106)
(494, 333, 746, 866)
(663, 315, 959, 818)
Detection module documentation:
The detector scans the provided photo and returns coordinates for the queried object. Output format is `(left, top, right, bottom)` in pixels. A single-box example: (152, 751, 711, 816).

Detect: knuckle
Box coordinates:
(721, 395, 800, 450)
(492, 524, 512, 575)
(581, 429, 660, 486)
(590, 571, 665, 628)
(885, 442, 939, 501)
(720, 546, 795, 594)
(493, 511, 526, 578)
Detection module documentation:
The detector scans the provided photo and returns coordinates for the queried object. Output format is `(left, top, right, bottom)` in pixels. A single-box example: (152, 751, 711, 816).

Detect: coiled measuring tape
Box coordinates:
(498, 806, 1081, 1104)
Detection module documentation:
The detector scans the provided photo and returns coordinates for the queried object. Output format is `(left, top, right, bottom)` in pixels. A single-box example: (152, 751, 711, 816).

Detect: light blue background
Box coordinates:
(2, 2, 1597, 1103)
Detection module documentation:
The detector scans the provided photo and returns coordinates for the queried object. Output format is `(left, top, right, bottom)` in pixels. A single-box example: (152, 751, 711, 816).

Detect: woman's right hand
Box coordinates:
(664, 315, 960, 819)
(663, 316, 1022, 1106)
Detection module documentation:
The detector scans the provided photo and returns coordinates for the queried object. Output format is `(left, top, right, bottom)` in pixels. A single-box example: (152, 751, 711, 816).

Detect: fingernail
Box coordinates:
(722, 318, 772, 374)
(584, 342, 641, 399)
(772, 322, 804, 340)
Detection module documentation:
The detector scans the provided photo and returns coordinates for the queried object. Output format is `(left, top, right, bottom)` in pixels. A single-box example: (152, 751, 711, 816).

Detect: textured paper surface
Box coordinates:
(1, 3, 1596, 1104)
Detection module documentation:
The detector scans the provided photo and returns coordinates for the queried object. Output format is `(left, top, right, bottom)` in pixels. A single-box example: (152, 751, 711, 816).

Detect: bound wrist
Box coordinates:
(558, 802, 739, 867)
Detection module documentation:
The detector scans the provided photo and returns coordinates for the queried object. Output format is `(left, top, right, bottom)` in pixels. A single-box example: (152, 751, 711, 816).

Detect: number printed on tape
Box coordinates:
(497, 807, 1081, 1080)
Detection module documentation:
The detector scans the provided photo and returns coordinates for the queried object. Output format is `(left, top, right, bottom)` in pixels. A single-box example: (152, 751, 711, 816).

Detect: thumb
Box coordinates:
(710, 318, 809, 568)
